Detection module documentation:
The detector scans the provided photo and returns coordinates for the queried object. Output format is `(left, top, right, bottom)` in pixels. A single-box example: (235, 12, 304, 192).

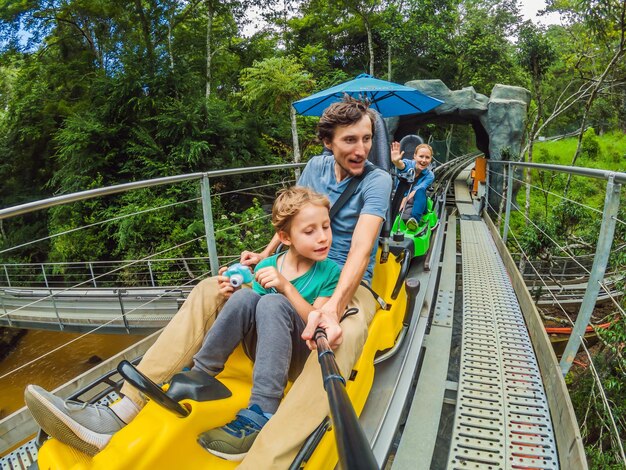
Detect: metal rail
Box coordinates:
(0, 163, 305, 220)
(492, 159, 623, 376)
(490, 160, 626, 183)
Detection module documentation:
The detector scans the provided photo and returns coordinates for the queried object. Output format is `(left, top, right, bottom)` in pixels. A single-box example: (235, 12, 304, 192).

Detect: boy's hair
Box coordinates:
(317, 95, 376, 142)
(272, 187, 330, 234)
(414, 143, 434, 157)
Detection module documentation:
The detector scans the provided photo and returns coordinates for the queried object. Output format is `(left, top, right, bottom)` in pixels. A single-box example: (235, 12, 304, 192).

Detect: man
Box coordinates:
(24, 97, 392, 468)
(390, 142, 434, 231)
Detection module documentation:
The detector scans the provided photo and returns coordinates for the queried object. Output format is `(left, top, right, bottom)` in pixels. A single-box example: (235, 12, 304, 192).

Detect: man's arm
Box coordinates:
(240, 233, 282, 267)
(302, 214, 383, 348)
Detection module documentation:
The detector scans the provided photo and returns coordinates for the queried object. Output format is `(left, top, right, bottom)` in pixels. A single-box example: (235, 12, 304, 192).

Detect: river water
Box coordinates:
(0, 329, 146, 418)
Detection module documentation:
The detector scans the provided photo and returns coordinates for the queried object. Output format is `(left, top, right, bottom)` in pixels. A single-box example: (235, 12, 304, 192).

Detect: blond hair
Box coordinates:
(272, 187, 330, 234)
(414, 143, 434, 157)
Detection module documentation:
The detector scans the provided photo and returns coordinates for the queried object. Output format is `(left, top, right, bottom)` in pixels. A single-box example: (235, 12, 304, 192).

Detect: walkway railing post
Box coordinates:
(200, 174, 219, 277)
(41, 264, 48, 288)
(560, 174, 621, 376)
(503, 163, 514, 244)
(3, 265, 11, 287)
(88, 262, 97, 288)
(147, 260, 156, 287)
(117, 289, 130, 334)
(42, 265, 64, 331)
(1, 293, 12, 327)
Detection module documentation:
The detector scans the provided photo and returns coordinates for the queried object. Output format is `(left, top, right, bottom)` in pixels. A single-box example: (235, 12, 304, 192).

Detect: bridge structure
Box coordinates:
(0, 158, 624, 469)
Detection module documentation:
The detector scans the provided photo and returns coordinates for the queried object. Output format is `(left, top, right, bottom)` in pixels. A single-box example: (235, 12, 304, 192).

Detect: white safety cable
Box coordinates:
(580, 340, 626, 465)
(489, 180, 624, 305)
(0, 270, 209, 381)
(0, 179, 288, 256)
(487, 198, 626, 462)
(503, 218, 575, 327)
(488, 168, 626, 227)
(487, 182, 593, 275)
(0, 196, 200, 256)
(0, 236, 204, 320)
(0, 242, 269, 381)
(596, 279, 626, 318)
(0, 210, 272, 296)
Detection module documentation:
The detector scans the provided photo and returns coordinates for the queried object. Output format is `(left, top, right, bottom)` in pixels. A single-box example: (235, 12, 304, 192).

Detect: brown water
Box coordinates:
(0, 329, 146, 418)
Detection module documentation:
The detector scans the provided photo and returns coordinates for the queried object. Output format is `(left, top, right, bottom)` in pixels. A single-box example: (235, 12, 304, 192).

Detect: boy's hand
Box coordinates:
(255, 266, 288, 293)
(217, 266, 235, 298)
(390, 141, 404, 165)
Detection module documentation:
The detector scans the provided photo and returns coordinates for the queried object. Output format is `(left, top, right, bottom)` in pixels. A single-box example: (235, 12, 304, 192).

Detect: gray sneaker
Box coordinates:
(24, 385, 126, 456)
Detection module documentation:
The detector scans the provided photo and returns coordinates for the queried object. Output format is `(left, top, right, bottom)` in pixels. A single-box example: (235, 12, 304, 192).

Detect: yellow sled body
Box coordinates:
(37, 249, 407, 470)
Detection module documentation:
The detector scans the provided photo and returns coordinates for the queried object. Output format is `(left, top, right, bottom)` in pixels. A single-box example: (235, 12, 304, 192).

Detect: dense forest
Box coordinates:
(1, 0, 625, 466)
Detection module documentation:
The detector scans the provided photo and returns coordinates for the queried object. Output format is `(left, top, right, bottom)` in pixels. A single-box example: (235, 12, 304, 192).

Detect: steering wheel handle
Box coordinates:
(117, 360, 189, 417)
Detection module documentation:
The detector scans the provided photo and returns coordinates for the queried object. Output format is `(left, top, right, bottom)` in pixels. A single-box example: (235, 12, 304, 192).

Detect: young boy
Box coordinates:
(193, 186, 341, 461)
(390, 141, 435, 231)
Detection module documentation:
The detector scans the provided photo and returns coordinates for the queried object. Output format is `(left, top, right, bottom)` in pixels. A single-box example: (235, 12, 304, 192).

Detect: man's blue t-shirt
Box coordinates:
(298, 155, 392, 282)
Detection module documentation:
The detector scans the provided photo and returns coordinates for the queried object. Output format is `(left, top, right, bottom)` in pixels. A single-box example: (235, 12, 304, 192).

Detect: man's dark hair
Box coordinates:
(316, 95, 376, 143)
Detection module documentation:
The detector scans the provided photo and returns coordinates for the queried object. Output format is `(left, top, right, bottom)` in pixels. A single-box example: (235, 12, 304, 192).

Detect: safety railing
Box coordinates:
(0, 164, 303, 374)
(484, 159, 626, 467)
(488, 160, 625, 376)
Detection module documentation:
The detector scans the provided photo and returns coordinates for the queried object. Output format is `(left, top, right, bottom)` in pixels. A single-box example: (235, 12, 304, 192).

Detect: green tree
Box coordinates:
(517, 21, 556, 223)
(546, 0, 626, 193)
(239, 56, 315, 168)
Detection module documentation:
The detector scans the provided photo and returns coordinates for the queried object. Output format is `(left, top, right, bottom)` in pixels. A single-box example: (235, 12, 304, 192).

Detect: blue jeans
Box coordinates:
(191, 289, 308, 414)
(410, 186, 427, 220)
(402, 186, 427, 221)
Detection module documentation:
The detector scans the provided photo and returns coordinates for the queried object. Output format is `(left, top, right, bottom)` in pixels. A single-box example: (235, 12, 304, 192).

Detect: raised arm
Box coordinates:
(390, 141, 406, 170)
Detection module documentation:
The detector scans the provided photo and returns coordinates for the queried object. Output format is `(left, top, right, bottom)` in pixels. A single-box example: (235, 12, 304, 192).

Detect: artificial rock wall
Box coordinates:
(388, 79, 531, 210)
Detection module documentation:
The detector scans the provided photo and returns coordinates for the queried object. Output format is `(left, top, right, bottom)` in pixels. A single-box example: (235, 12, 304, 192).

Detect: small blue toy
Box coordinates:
(223, 263, 254, 288)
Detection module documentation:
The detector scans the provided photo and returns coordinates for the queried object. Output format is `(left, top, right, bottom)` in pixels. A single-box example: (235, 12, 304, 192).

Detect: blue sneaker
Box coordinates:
(197, 404, 269, 461)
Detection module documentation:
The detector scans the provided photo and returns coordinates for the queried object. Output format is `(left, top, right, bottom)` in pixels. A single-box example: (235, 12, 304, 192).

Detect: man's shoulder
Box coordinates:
(305, 154, 333, 169)
(364, 163, 392, 185)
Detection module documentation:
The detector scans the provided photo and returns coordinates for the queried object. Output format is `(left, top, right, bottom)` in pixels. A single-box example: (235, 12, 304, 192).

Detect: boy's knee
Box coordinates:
(257, 293, 292, 312)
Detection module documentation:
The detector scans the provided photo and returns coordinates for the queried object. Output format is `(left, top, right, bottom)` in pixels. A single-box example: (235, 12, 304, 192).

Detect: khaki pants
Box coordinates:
(121, 277, 377, 469)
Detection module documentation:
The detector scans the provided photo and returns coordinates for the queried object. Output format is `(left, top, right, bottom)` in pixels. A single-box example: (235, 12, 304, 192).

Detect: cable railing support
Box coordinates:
(4, 265, 11, 287)
(88, 262, 97, 288)
(503, 164, 514, 243)
(557, 174, 621, 376)
(200, 174, 219, 277)
(147, 260, 155, 287)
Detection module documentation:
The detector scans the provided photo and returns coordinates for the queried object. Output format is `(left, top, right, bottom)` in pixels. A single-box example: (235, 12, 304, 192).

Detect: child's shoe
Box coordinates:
(197, 404, 268, 461)
(405, 217, 419, 232)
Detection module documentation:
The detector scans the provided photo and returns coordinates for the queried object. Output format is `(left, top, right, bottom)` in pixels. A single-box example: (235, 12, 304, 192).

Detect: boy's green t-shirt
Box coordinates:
(252, 253, 341, 304)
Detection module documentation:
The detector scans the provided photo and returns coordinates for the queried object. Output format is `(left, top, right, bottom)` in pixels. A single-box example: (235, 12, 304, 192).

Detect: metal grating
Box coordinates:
(447, 220, 558, 469)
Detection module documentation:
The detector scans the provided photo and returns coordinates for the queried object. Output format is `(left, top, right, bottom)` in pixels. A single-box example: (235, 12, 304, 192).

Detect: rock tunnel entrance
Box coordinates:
(387, 80, 531, 210)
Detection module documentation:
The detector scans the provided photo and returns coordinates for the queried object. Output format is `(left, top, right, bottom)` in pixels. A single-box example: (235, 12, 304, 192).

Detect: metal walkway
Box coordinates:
(450, 205, 558, 467)
(392, 173, 560, 469)
(0, 287, 188, 333)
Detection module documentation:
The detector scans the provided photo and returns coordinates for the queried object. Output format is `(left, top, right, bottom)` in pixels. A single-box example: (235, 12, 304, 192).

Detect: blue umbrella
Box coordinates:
(292, 73, 443, 117)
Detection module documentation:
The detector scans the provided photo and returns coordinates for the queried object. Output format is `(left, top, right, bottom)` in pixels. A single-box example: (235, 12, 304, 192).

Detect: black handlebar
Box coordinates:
(314, 329, 379, 470)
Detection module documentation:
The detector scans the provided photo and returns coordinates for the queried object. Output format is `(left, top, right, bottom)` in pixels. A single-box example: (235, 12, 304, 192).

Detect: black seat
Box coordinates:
(398, 134, 424, 161)
(166, 370, 232, 402)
